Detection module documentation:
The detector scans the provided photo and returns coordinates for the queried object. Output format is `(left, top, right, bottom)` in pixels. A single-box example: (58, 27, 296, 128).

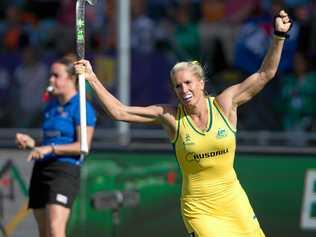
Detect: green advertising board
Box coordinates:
(67, 151, 316, 237)
(236, 154, 316, 237)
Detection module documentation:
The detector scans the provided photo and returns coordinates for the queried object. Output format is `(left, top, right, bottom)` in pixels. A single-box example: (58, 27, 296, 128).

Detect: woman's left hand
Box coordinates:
(27, 145, 53, 162)
(73, 59, 97, 82)
(274, 10, 292, 33)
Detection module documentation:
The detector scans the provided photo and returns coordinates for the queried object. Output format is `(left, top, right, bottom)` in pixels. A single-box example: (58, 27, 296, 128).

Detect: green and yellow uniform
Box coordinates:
(172, 96, 265, 237)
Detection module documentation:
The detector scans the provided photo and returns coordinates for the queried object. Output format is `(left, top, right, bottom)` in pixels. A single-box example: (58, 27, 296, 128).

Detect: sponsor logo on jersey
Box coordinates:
(44, 130, 61, 137)
(185, 148, 229, 162)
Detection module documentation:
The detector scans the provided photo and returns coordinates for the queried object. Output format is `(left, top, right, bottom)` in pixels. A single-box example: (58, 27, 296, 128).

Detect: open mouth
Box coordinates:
(183, 93, 193, 103)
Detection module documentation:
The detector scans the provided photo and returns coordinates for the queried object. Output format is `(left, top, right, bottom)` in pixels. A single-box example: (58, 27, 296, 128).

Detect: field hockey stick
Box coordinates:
(76, 0, 97, 155)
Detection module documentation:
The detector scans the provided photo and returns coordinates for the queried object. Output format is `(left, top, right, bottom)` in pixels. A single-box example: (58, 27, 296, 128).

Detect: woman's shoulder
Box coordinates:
(205, 95, 215, 104)
(71, 93, 95, 110)
(44, 98, 58, 110)
(150, 103, 176, 117)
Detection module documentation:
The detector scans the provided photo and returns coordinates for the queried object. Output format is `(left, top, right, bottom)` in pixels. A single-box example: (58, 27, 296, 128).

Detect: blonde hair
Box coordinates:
(170, 61, 205, 82)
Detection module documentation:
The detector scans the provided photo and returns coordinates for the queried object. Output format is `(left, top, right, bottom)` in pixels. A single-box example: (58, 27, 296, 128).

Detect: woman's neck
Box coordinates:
(185, 96, 209, 131)
(58, 90, 77, 105)
(185, 96, 207, 117)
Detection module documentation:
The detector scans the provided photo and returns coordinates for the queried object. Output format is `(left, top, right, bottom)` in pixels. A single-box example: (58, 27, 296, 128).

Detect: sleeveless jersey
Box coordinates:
(172, 96, 265, 237)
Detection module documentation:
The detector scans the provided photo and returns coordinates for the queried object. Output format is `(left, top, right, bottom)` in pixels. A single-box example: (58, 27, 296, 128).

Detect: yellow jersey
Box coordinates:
(172, 96, 265, 237)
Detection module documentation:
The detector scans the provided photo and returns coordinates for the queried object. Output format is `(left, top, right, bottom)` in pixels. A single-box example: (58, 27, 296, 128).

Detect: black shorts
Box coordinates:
(28, 160, 81, 209)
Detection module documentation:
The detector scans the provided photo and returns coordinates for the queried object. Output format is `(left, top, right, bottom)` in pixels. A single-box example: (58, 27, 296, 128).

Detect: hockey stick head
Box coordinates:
(87, 0, 97, 5)
(76, 0, 97, 59)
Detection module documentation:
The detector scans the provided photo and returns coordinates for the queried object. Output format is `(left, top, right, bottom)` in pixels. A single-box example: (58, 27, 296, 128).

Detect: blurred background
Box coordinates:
(0, 0, 315, 237)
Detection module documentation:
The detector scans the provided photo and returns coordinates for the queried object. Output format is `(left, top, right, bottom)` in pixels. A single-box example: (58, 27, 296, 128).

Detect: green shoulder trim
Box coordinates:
(213, 99, 237, 134)
(206, 97, 213, 132)
(171, 143, 181, 171)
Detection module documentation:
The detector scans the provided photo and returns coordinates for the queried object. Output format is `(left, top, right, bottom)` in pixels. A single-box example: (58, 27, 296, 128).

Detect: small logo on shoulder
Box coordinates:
(183, 134, 195, 146)
(216, 128, 227, 139)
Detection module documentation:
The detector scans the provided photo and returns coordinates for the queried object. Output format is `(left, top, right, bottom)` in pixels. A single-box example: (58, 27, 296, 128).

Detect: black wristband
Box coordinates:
(274, 30, 290, 39)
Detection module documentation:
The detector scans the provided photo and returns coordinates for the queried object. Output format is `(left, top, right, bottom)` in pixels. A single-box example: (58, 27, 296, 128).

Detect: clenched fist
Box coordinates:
(274, 10, 292, 38)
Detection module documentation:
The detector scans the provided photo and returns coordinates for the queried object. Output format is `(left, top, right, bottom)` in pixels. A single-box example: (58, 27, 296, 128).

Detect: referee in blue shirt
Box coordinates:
(16, 54, 96, 237)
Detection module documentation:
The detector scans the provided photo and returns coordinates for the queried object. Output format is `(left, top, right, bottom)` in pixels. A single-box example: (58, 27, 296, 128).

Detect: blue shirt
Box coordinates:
(41, 93, 96, 165)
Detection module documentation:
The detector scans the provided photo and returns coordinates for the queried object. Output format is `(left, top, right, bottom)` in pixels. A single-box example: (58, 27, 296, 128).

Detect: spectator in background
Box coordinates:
(57, 0, 74, 28)
(53, 0, 76, 54)
(2, 5, 24, 51)
(147, 0, 172, 20)
(0, 1, 10, 19)
(284, 0, 309, 7)
(89, 0, 117, 90)
(233, 0, 299, 75)
(311, 1, 316, 60)
(86, 0, 106, 32)
(225, 0, 260, 25)
(129, 0, 175, 107)
(199, 0, 259, 74)
(0, 67, 11, 126)
(278, 52, 316, 133)
(24, 0, 60, 20)
(131, 0, 156, 54)
(172, 1, 200, 60)
(310, 0, 316, 60)
(13, 46, 48, 127)
(295, 0, 316, 61)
